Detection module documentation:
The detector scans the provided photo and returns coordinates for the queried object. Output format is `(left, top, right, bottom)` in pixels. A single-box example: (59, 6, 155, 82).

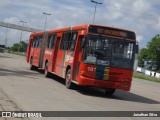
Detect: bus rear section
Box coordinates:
(26, 32, 45, 70)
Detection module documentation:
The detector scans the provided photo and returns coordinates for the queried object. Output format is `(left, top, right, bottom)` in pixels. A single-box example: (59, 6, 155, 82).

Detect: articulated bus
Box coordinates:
(26, 24, 138, 95)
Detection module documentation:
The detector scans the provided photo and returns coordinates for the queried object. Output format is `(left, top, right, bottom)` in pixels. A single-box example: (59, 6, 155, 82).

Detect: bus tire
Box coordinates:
(65, 69, 74, 89)
(30, 58, 37, 70)
(104, 88, 116, 95)
(44, 62, 50, 78)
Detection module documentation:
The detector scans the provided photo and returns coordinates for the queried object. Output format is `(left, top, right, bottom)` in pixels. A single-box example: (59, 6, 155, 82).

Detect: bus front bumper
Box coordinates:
(78, 76, 131, 91)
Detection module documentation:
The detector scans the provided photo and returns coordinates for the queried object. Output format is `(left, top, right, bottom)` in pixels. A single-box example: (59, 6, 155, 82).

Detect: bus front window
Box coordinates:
(111, 40, 135, 70)
(83, 35, 111, 66)
(83, 34, 135, 69)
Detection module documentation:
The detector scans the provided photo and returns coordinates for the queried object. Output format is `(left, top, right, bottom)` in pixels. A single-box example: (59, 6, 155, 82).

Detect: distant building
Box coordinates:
(136, 66, 160, 78)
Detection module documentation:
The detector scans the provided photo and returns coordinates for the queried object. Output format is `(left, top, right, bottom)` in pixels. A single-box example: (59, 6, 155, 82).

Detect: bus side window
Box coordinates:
(32, 39, 35, 47)
(79, 36, 85, 52)
(47, 34, 57, 49)
(32, 37, 37, 48)
(60, 33, 65, 49)
(38, 36, 43, 48)
(69, 32, 78, 51)
(60, 32, 71, 50)
(36, 36, 40, 48)
(36, 36, 40, 47)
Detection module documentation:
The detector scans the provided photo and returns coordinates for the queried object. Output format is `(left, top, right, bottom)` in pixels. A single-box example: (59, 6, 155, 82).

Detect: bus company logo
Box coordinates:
(45, 50, 52, 55)
(2, 112, 11, 117)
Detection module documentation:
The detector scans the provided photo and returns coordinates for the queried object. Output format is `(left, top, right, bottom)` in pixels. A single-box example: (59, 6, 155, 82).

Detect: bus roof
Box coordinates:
(47, 24, 135, 33)
(31, 24, 135, 33)
(31, 24, 135, 39)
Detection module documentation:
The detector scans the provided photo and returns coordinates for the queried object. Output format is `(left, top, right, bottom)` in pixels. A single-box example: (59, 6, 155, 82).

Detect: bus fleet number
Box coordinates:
(88, 67, 96, 72)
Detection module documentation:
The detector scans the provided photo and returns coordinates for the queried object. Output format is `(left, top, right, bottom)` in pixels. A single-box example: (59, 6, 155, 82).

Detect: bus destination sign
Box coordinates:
(88, 25, 136, 39)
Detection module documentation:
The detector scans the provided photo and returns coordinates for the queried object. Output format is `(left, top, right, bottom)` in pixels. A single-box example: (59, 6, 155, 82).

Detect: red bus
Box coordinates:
(26, 24, 138, 95)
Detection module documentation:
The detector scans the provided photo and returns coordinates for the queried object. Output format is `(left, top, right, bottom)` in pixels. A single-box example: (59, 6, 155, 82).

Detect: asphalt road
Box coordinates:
(0, 53, 160, 120)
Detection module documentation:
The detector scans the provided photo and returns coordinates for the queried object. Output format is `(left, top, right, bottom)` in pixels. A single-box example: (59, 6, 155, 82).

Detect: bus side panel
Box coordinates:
(44, 48, 53, 72)
(33, 48, 41, 67)
(29, 47, 35, 65)
(48, 50, 53, 72)
(55, 50, 65, 78)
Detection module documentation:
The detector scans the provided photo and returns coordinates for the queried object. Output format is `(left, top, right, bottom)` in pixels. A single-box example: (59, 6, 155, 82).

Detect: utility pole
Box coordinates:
(5, 28, 8, 48)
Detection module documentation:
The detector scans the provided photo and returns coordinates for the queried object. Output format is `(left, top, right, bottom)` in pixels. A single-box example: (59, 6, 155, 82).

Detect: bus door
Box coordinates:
(43, 33, 57, 72)
(52, 36, 61, 72)
(71, 32, 85, 81)
(55, 32, 72, 78)
(39, 32, 48, 68)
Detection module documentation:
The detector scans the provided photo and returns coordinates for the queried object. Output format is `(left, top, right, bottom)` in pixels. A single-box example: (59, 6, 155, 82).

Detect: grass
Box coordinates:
(133, 72, 160, 83)
(7, 50, 26, 56)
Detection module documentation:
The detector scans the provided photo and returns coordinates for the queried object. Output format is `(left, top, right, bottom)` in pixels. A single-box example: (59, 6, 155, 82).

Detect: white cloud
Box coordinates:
(154, 17, 160, 31)
(137, 35, 144, 42)
(132, 0, 151, 14)
(4, 17, 19, 24)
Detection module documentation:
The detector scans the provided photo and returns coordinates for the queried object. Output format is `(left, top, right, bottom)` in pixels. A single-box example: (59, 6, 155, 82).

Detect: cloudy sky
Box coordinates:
(0, 0, 160, 48)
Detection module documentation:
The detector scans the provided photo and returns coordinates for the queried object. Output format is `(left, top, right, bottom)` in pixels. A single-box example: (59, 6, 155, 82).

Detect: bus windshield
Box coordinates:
(83, 34, 135, 70)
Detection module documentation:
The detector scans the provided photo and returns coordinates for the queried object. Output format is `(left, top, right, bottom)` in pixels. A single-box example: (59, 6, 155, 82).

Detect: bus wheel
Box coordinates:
(44, 62, 50, 78)
(30, 58, 37, 70)
(65, 69, 74, 89)
(104, 88, 116, 96)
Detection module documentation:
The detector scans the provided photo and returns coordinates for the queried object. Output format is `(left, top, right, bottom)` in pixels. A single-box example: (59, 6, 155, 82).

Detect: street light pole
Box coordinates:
(5, 28, 8, 48)
(18, 20, 27, 52)
(43, 12, 51, 31)
(91, 0, 103, 24)
(20, 20, 27, 42)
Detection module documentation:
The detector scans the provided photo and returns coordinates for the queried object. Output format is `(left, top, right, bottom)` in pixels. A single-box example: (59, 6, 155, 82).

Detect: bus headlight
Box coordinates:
(80, 71, 86, 76)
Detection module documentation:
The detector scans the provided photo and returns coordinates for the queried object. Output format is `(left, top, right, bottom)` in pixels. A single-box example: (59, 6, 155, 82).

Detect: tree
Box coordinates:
(11, 43, 20, 52)
(11, 41, 28, 52)
(137, 48, 148, 68)
(138, 35, 160, 72)
(19, 41, 28, 52)
(147, 36, 160, 72)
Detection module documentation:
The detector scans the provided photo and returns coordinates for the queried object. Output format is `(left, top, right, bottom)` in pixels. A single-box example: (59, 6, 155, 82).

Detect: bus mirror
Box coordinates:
(135, 44, 139, 54)
(81, 38, 85, 48)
